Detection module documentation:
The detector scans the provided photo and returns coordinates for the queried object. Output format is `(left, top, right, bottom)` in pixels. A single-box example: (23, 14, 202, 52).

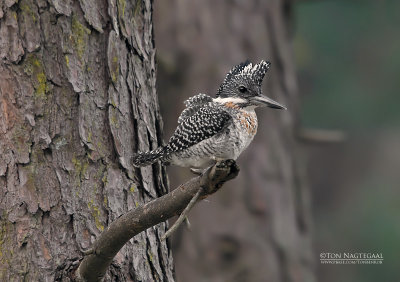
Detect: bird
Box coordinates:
(132, 60, 286, 169)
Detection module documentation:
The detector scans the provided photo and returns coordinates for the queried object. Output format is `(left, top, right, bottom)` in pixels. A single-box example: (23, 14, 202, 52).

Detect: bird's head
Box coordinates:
(215, 60, 286, 110)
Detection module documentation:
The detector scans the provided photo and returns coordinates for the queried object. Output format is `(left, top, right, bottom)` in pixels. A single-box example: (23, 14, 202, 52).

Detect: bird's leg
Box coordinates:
(190, 167, 204, 175)
(190, 159, 218, 175)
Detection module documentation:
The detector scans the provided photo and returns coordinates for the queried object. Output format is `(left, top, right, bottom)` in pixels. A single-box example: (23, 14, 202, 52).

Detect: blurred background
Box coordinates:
(294, 1, 400, 282)
(154, 0, 400, 281)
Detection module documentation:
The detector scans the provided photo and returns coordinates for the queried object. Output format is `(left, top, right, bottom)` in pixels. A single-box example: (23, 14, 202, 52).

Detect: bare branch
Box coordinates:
(76, 160, 240, 282)
(297, 128, 346, 143)
(161, 186, 203, 240)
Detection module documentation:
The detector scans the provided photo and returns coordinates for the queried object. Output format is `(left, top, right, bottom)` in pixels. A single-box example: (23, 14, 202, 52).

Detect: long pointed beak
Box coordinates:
(252, 95, 287, 110)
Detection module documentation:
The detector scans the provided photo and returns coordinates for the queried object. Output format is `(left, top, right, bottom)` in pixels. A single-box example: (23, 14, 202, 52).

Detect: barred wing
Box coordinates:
(167, 106, 232, 153)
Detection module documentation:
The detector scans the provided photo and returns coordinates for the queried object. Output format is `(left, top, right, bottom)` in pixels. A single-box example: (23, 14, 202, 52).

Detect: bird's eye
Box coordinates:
(238, 86, 247, 93)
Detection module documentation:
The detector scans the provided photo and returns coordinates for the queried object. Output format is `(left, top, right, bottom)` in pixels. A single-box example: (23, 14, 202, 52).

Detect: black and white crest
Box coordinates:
(216, 60, 271, 97)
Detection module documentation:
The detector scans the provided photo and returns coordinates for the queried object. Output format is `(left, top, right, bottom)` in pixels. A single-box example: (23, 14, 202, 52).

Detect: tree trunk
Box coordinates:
(155, 1, 315, 282)
(0, 0, 173, 281)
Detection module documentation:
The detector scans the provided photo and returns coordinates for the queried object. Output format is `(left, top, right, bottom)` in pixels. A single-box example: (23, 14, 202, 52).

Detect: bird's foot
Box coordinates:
(203, 159, 239, 193)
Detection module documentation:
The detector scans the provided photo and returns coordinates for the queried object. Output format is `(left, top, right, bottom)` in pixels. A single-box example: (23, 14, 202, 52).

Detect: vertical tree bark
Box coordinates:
(0, 0, 173, 281)
(155, 1, 315, 282)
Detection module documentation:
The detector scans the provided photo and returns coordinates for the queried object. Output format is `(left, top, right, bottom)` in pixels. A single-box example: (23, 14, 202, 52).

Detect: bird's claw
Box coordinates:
(216, 159, 235, 169)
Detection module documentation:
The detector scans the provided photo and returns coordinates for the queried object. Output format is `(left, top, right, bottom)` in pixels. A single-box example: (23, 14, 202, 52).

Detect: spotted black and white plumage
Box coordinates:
(177, 93, 213, 124)
(132, 60, 286, 168)
(167, 106, 231, 152)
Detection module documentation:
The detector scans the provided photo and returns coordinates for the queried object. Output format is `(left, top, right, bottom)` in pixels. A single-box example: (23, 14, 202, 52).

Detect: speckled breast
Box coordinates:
(223, 102, 258, 136)
(236, 110, 257, 136)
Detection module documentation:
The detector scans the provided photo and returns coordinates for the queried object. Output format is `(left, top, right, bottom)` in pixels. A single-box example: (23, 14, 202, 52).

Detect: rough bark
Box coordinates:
(0, 0, 173, 281)
(155, 1, 315, 282)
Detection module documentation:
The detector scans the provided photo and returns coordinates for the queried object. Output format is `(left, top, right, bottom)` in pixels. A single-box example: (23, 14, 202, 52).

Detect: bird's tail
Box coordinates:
(132, 147, 167, 167)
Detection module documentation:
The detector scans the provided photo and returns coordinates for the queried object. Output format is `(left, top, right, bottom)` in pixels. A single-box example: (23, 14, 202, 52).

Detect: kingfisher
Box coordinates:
(132, 60, 286, 169)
